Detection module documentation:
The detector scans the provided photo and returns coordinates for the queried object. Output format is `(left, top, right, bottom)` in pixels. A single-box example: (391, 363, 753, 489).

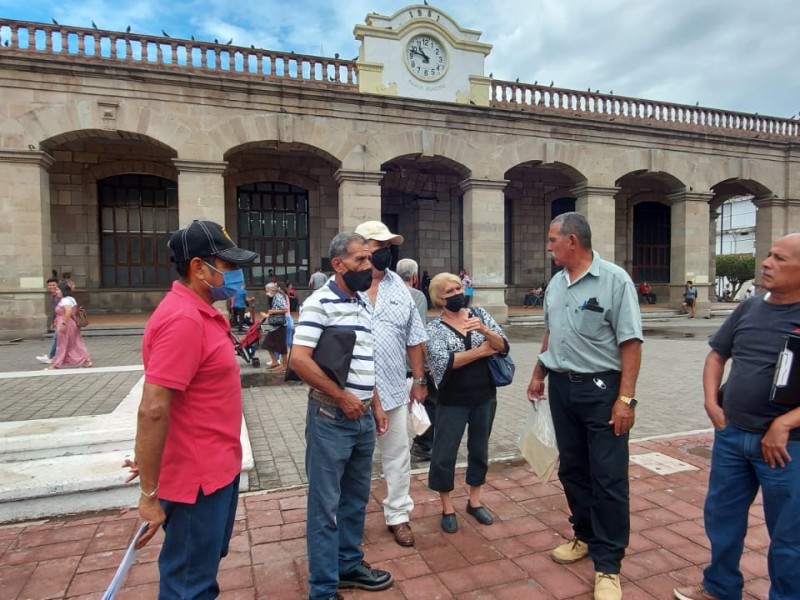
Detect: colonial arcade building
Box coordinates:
(1, 5, 798, 338)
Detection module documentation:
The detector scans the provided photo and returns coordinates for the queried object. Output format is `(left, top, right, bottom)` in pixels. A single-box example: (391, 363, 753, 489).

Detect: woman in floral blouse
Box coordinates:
(425, 272, 509, 534)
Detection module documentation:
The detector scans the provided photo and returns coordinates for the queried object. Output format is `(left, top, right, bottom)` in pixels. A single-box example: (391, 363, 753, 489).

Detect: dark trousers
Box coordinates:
(548, 371, 629, 574)
(232, 307, 246, 331)
(428, 398, 496, 492)
(158, 476, 240, 599)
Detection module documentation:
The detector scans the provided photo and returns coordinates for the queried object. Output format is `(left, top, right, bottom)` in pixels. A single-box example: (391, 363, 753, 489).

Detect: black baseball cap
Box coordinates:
(168, 220, 259, 265)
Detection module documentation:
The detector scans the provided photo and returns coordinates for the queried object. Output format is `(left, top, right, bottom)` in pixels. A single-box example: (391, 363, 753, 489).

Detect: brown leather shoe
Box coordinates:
(387, 522, 414, 547)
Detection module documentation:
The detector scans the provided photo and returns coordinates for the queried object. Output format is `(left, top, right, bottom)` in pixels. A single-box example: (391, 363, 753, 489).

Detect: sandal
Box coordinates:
(83, 362, 93, 368)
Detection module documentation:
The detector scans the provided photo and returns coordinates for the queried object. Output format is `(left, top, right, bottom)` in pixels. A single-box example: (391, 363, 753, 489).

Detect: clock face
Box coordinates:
(404, 34, 448, 82)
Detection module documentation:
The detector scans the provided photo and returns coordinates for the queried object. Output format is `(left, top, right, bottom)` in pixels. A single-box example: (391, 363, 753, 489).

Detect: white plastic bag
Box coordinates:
(519, 400, 559, 482)
(410, 400, 431, 436)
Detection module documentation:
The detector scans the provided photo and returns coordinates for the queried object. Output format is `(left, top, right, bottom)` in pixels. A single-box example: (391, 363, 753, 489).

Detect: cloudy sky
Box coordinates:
(2, 0, 798, 119)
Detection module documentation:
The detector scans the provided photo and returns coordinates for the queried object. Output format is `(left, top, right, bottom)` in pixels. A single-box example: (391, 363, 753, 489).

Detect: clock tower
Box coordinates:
(354, 4, 493, 105)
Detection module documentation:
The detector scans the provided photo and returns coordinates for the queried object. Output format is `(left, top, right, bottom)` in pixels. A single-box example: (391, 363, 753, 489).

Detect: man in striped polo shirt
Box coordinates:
(290, 232, 392, 600)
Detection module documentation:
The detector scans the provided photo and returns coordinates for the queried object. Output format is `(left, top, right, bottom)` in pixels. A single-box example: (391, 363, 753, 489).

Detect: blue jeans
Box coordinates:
(428, 399, 496, 492)
(158, 475, 239, 599)
(305, 397, 375, 600)
(703, 425, 800, 600)
(49, 331, 57, 358)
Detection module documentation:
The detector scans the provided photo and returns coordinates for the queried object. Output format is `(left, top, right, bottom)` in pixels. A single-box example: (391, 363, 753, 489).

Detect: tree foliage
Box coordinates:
(716, 253, 756, 298)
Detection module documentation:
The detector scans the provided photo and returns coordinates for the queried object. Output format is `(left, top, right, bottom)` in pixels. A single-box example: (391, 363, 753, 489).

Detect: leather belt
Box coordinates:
(309, 388, 372, 410)
(552, 370, 619, 383)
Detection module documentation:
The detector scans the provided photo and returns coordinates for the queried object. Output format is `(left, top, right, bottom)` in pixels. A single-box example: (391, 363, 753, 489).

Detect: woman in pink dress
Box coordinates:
(47, 282, 92, 369)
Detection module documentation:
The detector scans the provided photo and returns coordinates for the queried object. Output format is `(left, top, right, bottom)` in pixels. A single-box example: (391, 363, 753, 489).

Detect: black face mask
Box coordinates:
(342, 268, 373, 292)
(444, 293, 466, 312)
(371, 246, 392, 272)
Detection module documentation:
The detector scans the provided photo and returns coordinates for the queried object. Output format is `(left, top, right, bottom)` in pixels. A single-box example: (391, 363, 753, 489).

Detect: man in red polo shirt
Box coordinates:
(128, 220, 257, 598)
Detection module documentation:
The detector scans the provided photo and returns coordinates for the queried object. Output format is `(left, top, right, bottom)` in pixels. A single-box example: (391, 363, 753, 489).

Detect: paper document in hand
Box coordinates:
(519, 400, 559, 482)
(410, 400, 431, 435)
(101, 522, 149, 600)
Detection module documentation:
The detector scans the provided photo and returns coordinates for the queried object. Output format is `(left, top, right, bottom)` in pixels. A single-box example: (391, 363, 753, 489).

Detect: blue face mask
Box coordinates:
(203, 262, 245, 302)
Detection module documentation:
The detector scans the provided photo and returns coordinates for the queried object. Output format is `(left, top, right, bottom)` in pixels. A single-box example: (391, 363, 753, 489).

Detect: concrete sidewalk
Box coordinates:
(0, 431, 770, 600)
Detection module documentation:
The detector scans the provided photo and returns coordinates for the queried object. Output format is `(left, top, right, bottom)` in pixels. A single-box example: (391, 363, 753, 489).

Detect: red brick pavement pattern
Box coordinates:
(0, 433, 771, 599)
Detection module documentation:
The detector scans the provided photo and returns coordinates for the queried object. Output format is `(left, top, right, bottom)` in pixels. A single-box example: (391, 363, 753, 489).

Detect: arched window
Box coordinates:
(632, 201, 671, 283)
(98, 174, 178, 287)
(237, 182, 309, 286)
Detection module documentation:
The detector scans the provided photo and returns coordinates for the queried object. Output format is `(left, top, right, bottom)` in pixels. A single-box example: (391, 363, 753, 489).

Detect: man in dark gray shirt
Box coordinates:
(675, 233, 800, 600)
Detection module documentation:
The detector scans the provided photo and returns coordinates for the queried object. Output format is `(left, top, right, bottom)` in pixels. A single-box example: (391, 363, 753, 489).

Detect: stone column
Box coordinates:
(753, 197, 800, 283)
(0, 150, 56, 339)
(172, 160, 227, 226)
(573, 184, 619, 263)
(459, 178, 509, 322)
(334, 170, 384, 231)
(669, 192, 712, 313)
(708, 207, 720, 299)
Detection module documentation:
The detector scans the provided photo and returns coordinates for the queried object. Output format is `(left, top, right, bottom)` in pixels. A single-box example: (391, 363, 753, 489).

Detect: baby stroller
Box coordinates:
(231, 317, 265, 368)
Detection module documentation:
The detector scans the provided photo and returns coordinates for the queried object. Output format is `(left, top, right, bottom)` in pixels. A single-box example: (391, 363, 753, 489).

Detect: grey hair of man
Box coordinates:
(328, 232, 367, 260)
(552, 211, 592, 250)
(395, 258, 419, 282)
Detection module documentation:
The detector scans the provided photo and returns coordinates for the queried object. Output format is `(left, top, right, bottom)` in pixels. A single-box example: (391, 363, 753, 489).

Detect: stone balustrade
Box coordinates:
(490, 80, 799, 141)
(1, 19, 797, 141)
(0, 19, 358, 87)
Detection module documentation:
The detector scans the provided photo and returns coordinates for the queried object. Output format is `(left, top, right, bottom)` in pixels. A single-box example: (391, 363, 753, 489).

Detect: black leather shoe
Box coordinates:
(410, 444, 431, 461)
(466, 501, 494, 525)
(309, 594, 343, 600)
(441, 512, 458, 533)
(338, 560, 393, 591)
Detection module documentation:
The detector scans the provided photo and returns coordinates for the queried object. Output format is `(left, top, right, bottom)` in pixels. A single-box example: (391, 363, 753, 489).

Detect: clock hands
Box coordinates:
(409, 45, 431, 63)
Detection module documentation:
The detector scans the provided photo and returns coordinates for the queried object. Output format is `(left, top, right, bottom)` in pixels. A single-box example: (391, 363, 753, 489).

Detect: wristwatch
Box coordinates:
(412, 376, 428, 386)
(618, 395, 638, 408)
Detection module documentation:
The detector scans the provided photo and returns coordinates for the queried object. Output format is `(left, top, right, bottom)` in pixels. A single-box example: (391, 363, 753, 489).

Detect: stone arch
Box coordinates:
(209, 114, 352, 166)
(615, 170, 686, 195)
(223, 140, 341, 168)
(84, 160, 178, 184)
(227, 168, 321, 192)
(367, 131, 474, 176)
(20, 101, 185, 154)
(710, 177, 773, 208)
(41, 129, 177, 156)
(223, 143, 342, 285)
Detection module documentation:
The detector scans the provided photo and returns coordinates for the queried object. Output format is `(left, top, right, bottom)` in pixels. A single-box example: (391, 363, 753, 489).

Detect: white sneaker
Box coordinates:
(36, 355, 52, 364)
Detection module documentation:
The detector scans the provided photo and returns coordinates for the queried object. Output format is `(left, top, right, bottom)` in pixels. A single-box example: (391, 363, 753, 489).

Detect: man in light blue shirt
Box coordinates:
(527, 212, 642, 600)
(355, 221, 428, 548)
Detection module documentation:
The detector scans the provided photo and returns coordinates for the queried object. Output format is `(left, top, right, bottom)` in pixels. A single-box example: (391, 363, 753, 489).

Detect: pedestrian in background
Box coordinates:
(46, 281, 92, 370)
(36, 276, 61, 364)
(458, 267, 473, 307)
(681, 280, 698, 318)
(261, 282, 289, 371)
(527, 212, 642, 600)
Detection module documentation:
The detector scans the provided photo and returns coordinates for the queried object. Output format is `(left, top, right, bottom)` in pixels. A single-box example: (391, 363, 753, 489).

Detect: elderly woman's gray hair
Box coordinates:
(265, 282, 279, 292)
(395, 258, 419, 282)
